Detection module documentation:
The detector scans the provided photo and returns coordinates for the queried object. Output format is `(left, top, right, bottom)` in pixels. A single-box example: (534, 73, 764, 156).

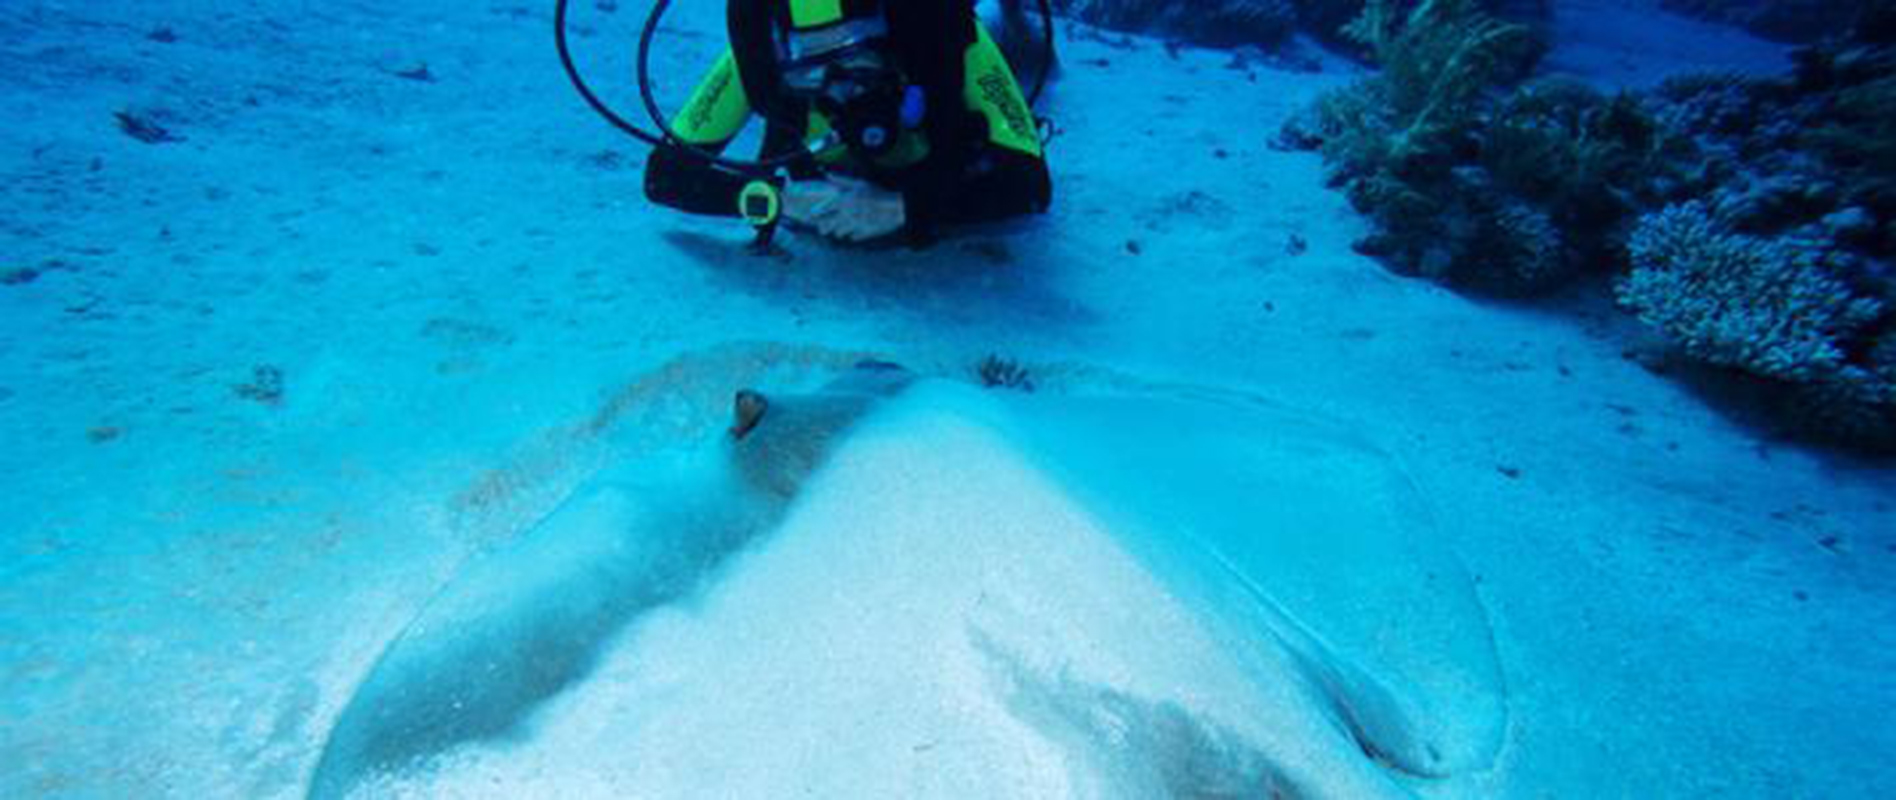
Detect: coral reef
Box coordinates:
(1794, 45, 1896, 236)
(1609, 4, 1896, 446)
(1619, 203, 1894, 445)
(1299, 0, 1892, 285)
(1296, 0, 1549, 63)
(1290, 1, 1666, 293)
(1484, 82, 1675, 222)
(1619, 203, 1881, 383)
(1332, 0, 1530, 153)
(1290, 0, 1896, 446)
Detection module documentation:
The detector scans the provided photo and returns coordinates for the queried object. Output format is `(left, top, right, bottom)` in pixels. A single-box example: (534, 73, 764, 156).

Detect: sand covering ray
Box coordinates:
(310, 347, 1505, 797)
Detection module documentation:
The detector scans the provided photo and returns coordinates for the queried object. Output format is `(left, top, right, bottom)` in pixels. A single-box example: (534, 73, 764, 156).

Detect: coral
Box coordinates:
(1788, 7, 1896, 257)
(1296, 0, 1548, 61)
(1332, 0, 1531, 163)
(1298, 10, 1672, 294)
(1483, 79, 1682, 230)
(1597, 10, 1896, 449)
(1476, 200, 1566, 290)
(1619, 203, 1883, 385)
(1650, 72, 1776, 141)
(975, 354, 1036, 392)
(1799, 65, 1896, 224)
(1290, 0, 1896, 446)
(1344, 166, 1574, 294)
(1305, 0, 1532, 222)
(1644, 16, 1896, 252)
(1647, 74, 1839, 236)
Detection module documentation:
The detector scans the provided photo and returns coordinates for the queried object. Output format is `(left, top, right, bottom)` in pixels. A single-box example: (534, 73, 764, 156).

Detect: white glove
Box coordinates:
(781, 175, 907, 242)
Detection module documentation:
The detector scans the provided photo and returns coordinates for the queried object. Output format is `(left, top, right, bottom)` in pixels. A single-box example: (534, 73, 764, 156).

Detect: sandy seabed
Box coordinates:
(2, 1, 1892, 797)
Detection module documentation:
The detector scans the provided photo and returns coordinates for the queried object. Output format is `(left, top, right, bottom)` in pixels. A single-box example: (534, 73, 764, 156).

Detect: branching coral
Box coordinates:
(1619, 203, 1883, 384)
(1328, 0, 1531, 166)
(1481, 200, 1566, 288)
(1299, 3, 1682, 294)
(1295, 0, 1549, 59)
(1600, 8, 1896, 448)
(1484, 80, 1674, 224)
(1800, 66, 1896, 223)
(1280, 3, 1896, 446)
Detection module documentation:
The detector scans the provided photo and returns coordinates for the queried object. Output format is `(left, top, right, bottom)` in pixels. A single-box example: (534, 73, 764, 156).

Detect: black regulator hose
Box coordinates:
(553, 0, 662, 149)
(634, 0, 814, 173)
(1025, 0, 1055, 110)
(555, 0, 1059, 173)
(555, 0, 799, 175)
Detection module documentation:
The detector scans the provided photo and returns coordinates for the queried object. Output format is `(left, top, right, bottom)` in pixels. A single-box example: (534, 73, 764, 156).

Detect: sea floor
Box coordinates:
(2, 1, 1893, 797)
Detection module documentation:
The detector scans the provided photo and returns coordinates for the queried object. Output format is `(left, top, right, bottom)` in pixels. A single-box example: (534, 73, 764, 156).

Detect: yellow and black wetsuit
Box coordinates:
(643, 0, 1052, 240)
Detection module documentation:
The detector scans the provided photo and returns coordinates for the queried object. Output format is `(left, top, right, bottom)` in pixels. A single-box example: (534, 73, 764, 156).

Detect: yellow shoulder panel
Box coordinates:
(789, 0, 845, 29)
(670, 50, 752, 146)
(962, 22, 1042, 158)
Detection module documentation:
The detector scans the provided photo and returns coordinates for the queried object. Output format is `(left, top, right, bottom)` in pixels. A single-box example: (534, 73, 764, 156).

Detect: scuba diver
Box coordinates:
(639, 0, 1054, 245)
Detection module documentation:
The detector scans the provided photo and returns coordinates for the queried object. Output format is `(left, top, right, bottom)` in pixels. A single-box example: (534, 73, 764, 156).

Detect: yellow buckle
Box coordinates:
(739, 180, 781, 227)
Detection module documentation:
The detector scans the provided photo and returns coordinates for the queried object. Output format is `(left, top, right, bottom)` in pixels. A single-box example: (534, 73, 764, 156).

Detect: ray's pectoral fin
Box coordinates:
(308, 359, 917, 799)
(306, 478, 710, 799)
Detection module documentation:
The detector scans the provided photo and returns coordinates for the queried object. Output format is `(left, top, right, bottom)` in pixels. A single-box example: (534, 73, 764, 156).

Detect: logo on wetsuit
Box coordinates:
(976, 69, 1032, 146)
(685, 68, 735, 134)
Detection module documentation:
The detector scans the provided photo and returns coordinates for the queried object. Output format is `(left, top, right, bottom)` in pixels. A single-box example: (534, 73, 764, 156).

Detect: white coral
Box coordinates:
(1618, 202, 1883, 383)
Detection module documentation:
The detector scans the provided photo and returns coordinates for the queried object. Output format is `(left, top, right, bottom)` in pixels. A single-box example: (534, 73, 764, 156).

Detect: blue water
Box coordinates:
(3, 1, 1893, 797)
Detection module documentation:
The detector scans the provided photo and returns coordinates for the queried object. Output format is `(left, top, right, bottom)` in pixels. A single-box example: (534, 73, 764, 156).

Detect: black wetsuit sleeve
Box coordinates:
(904, 143, 1052, 229)
(643, 144, 750, 217)
(644, 123, 813, 218)
(884, 1, 1051, 236)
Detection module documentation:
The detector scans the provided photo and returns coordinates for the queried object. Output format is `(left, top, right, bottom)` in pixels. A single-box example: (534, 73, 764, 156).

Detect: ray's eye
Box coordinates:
(731, 390, 770, 440)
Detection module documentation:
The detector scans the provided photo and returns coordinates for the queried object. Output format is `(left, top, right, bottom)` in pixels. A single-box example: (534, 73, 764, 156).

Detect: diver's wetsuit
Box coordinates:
(644, 0, 1052, 240)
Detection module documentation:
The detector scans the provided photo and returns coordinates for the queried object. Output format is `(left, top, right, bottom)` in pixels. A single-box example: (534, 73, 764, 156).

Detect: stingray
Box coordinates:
(305, 351, 1505, 797)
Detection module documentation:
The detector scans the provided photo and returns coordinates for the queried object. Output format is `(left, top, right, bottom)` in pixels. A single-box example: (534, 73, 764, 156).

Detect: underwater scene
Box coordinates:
(3, 0, 1894, 796)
